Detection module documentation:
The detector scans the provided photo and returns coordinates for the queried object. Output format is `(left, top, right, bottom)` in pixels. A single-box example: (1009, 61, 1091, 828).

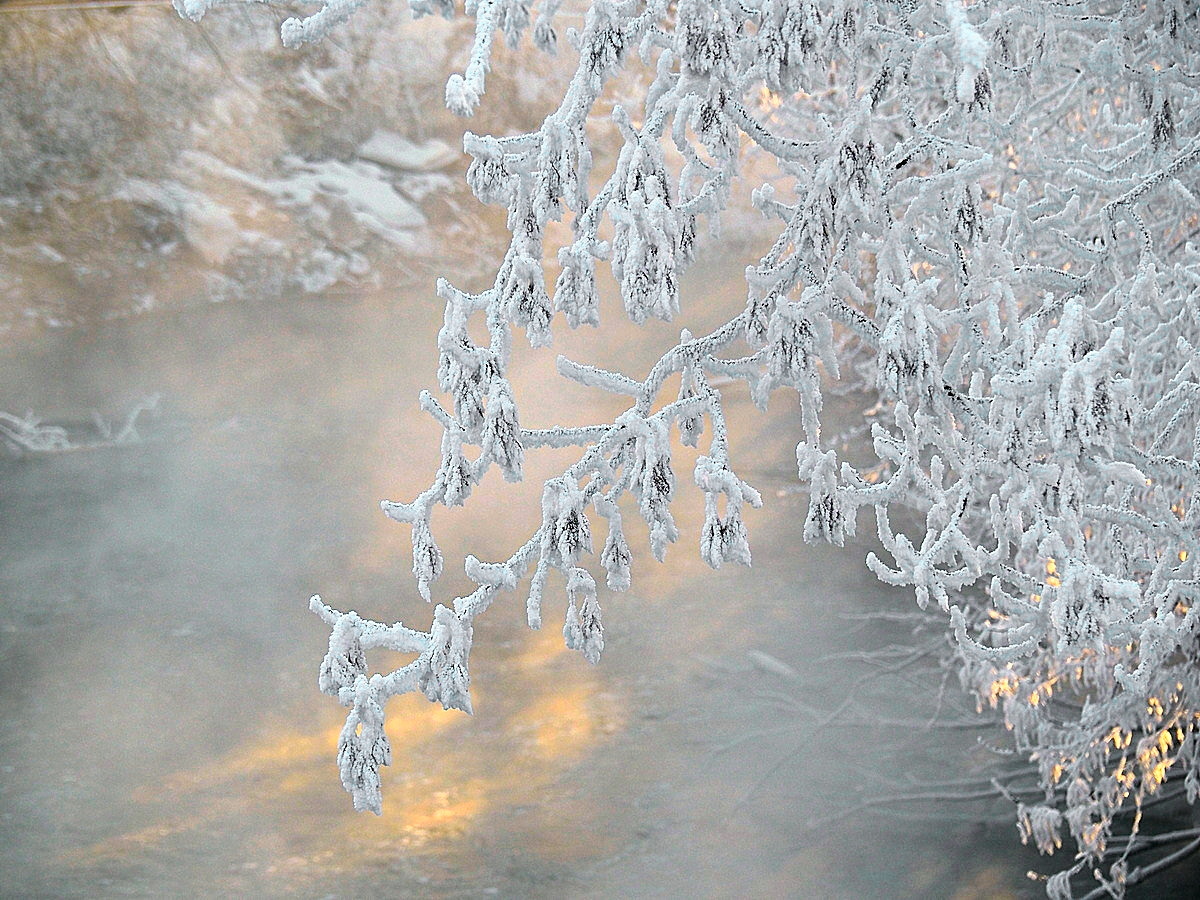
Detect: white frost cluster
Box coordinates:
(944, 0, 988, 105)
(183, 2, 1200, 896)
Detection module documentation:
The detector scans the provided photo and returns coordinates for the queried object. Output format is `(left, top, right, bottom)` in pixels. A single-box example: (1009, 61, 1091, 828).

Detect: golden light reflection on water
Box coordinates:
(60, 622, 624, 886)
(517, 683, 616, 758)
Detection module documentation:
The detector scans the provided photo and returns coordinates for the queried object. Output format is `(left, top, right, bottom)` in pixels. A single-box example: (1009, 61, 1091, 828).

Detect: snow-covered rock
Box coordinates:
(356, 131, 460, 173)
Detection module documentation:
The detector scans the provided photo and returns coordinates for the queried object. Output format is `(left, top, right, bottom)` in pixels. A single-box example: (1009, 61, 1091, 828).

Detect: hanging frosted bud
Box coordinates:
(699, 502, 722, 569)
(554, 243, 600, 328)
(760, 0, 821, 94)
(837, 137, 880, 209)
(419, 604, 474, 713)
(722, 507, 752, 566)
(533, 19, 557, 54)
(967, 69, 992, 112)
(691, 89, 737, 162)
(583, 7, 627, 79)
(804, 483, 846, 547)
(539, 158, 565, 223)
(497, 0, 531, 47)
(797, 446, 849, 546)
(563, 567, 603, 663)
(537, 122, 585, 219)
(411, 517, 444, 601)
(1016, 803, 1064, 855)
(678, 387, 705, 449)
(437, 321, 498, 442)
(452, 373, 487, 440)
(609, 125, 680, 323)
(599, 511, 632, 591)
(629, 418, 678, 561)
(676, 358, 705, 448)
(503, 253, 553, 347)
(954, 186, 982, 244)
(797, 186, 835, 254)
(867, 64, 893, 110)
(616, 229, 679, 324)
(695, 455, 760, 569)
(1151, 89, 1175, 149)
(677, 0, 732, 77)
(678, 412, 704, 449)
(766, 302, 814, 386)
(755, 297, 833, 411)
(700, 494, 752, 569)
(337, 675, 391, 815)
(796, 0, 823, 55)
(828, 0, 857, 47)
(611, 148, 679, 324)
(319, 611, 368, 702)
(877, 279, 941, 398)
(481, 378, 524, 482)
(745, 290, 778, 347)
(464, 132, 513, 206)
(676, 213, 697, 266)
(542, 477, 593, 568)
(437, 429, 474, 507)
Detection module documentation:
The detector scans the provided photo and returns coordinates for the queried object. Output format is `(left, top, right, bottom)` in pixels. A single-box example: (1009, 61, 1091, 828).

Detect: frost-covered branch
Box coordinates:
(185, 1, 1200, 895)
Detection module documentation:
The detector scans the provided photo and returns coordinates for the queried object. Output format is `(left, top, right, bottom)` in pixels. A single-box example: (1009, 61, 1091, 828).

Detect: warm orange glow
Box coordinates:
(1080, 822, 1105, 853)
(144, 719, 342, 801)
(515, 685, 617, 759)
(1156, 729, 1173, 754)
(511, 623, 577, 671)
(757, 85, 782, 111)
(62, 615, 629, 882)
(1104, 726, 1131, 750)
(988, 673, 1018, 706)
(61, 815, 210, 864)
(1042, 558, 1061, 588)
(338, 779, 489, 849)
